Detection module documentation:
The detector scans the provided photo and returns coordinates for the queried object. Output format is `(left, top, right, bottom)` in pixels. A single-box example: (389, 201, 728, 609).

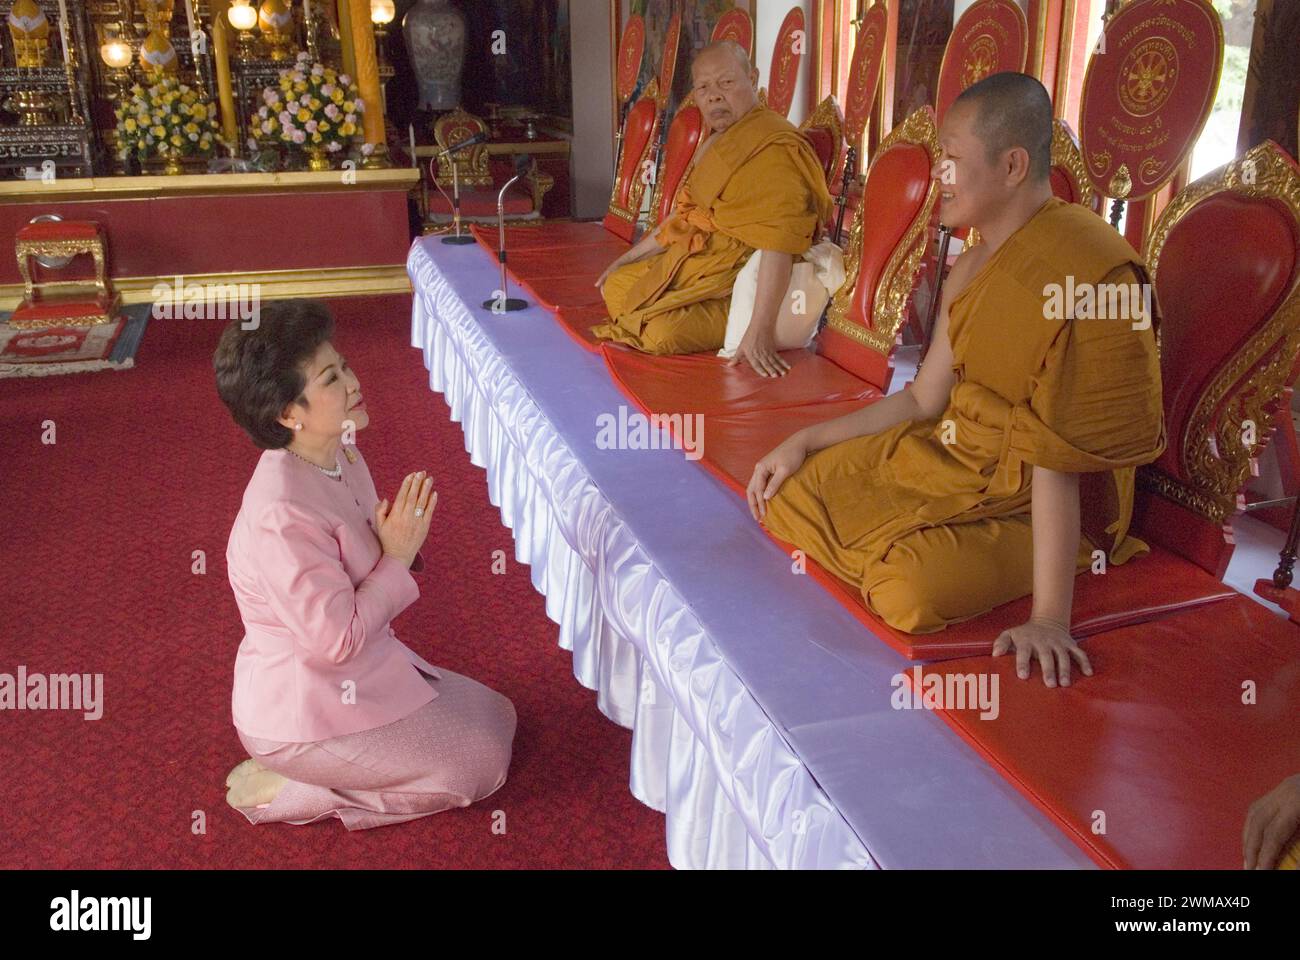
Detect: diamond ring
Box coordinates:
(414, 507, 424, 518)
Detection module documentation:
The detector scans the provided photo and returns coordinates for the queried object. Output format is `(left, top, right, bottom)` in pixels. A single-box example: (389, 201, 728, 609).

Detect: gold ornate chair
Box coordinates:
(425, 108, 553, 224)
(1134, 140, 1300, 579)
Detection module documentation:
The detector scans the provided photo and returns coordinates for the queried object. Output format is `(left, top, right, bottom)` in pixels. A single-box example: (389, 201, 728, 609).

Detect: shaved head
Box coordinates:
(952, 72, 1052, 182)
(692, 39, 754, 77)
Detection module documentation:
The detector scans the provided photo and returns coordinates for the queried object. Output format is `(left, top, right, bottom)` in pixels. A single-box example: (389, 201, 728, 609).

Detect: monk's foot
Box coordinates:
(226, 769, 288, 810)
(225, 758, 265, 787)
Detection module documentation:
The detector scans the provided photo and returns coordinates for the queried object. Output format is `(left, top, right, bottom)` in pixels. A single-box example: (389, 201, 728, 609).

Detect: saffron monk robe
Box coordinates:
(593, 39, 833, 376)
(746, 72, 1165, 687)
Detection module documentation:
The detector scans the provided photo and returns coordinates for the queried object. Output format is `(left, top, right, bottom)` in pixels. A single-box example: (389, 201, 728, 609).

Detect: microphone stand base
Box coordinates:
(481, 297, 529, 312)
(441, 235, 477, 245)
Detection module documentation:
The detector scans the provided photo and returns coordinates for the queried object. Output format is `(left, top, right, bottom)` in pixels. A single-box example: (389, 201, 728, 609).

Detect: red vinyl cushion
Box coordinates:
(553, 305, 609, 352)
(656, 105, 705, 225)
(18, 220, 100, 242)
(602, 345, 879, 418)
(470, 221, 616, 252)
(912, 596, 1300, 868)
(507, 242, 630, 281)
(516, 273, 607, 311)
(819, 138, 933, 391)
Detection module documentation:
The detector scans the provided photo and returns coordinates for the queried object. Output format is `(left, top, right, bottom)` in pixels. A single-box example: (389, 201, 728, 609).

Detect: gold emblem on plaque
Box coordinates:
(961, 35, 999, 90)
(1118, 37, 1178, 117)
(1109, 162, 1133, 199)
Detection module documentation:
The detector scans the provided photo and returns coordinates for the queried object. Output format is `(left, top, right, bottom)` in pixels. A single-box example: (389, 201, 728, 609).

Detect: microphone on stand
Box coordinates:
(437, 133, 488, 245)
(481, 153, 532, 313)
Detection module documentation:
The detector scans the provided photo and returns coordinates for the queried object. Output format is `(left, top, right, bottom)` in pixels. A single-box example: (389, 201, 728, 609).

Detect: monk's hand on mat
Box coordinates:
(376, 470, 437, 568)
(747, 437, 807, 521)
(594, 258, 623, 293)
(730, 327, 791, 378)
(1243, 773, 1300, 869)
(992, 618, 1092, 688)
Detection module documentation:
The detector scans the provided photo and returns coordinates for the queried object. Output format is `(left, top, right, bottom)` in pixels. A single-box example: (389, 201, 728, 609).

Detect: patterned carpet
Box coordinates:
(0, 294, 669, 869)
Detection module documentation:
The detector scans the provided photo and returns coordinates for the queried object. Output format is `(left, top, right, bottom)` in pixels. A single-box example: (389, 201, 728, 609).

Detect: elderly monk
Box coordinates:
(593, 40, 833, 376)
(747, 72, 1165, 687)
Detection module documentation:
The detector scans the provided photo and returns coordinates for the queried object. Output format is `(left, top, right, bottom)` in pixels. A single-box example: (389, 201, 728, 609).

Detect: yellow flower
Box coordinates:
(318, 121, 330, 132)
(296, 108, 311, 123)
(311, 132, 321, 143)
(170, 134, 183, 147)
(191, 104, 206, 120)
(331, 88, 344, 104)
(151, 125, 166, 138)
(342, 100, 354, 112)
(339, 122, 355, 137)
(124, 118, 137, 132)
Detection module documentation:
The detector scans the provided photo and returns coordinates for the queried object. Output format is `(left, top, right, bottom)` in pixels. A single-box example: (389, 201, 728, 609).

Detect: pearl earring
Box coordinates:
(294, 423, 303, 431)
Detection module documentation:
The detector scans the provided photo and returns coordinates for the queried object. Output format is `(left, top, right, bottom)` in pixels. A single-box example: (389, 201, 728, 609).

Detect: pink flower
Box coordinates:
(305, 120, 318, 132)
(338, 74, 351, 86)
(261, 120, 274, 134)
(292, 130, 306, 144)
(279, 111, 292, 125)
(324, 103, 340, 120)
(321, 83, 335, 97)
(326, 141, 342, 153)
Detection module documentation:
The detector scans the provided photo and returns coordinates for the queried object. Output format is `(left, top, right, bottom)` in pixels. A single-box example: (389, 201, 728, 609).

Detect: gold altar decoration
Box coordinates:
(140, 27, 179, 73)
(336, 0, 357, 83)
(5, 0, 60, 125)
(8, 0, 51, 67)
(141, 0, 177, 37)
(257, 0, 295, 61)
(254, 51, 362, 168)
(14, 221, 118, 329)
(345, 0, 385, 166)
(209, 1, 240, 143)
(115, 74, 224, 171)
(227, 0, 260, 59)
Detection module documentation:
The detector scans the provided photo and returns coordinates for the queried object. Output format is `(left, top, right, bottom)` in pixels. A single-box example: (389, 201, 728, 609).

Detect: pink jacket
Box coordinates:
(226, 446, 440, 742)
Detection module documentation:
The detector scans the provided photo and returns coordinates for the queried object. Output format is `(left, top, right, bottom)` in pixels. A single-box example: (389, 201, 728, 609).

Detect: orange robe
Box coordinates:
(764, 198, 1166, 633)
(594, 104, 833, 355)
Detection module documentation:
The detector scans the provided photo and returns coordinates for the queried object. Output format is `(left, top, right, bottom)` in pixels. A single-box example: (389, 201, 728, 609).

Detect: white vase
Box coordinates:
(403, 0, 467, 111)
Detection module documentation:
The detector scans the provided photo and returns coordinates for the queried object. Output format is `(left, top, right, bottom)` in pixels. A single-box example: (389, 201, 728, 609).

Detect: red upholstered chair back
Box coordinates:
(820, 107, 940, 393)
(1049, 120, 1101, 214)
(798, 95, 844, 190)
(710, 7, 754, 55)
(766, 6, 805, 118)
(651, 96, 705, 226)
(604, 81, 662, 243)
(1133, 141, 1300, 577)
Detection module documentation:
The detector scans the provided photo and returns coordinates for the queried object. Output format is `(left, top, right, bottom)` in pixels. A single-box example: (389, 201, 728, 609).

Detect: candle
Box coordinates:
(303, 0, 312, 27)
(184, 0, 198, 42)
(56, 0, 72, 62)
(409, 123, 417, 167)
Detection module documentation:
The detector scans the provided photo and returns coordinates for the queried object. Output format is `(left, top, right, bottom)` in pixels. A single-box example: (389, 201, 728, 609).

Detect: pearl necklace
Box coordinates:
(288, 447, 342, 479)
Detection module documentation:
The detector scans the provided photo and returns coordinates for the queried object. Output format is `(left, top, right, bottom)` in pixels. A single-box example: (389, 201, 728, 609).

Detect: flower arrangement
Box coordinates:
(254, 52, 364, 168)
(115, 74, 223, 170)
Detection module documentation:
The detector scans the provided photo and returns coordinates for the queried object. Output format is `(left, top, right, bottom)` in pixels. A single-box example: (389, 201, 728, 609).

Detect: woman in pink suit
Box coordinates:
(215, 299, 516, 829)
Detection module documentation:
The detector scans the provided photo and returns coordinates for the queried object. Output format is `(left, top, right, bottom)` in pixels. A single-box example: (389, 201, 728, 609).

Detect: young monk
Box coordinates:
(746, 72, 1165, 687)
(593, 39, 833, 375)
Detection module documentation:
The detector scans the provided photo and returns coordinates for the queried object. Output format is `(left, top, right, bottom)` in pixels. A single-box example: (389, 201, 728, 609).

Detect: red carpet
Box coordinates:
(0, 295, 669, 869)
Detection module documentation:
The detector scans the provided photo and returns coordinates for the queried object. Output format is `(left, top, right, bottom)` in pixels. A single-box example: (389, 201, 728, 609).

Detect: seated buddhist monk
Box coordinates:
(746, 72, 1165, 687)
(593, 39, 833, 375)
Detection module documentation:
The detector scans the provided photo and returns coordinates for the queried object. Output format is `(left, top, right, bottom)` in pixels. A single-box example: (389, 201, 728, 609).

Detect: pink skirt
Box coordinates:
(234, 669, 516, 831)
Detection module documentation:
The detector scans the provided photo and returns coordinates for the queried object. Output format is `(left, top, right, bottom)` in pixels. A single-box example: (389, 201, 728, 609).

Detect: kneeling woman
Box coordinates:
(214, 299, 516, 829)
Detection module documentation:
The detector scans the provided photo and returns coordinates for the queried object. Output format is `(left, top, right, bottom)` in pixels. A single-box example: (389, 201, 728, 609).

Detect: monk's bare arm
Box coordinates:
(747, 254, 967, 517)
(796, 255, 966, 453)
(731, 251, 795, 377)
(991, 466, 1094, 687)
(595, 225, 666, 290)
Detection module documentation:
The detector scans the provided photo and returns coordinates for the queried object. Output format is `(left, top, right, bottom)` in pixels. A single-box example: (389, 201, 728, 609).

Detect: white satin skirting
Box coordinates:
(408, 241, 875, 869)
